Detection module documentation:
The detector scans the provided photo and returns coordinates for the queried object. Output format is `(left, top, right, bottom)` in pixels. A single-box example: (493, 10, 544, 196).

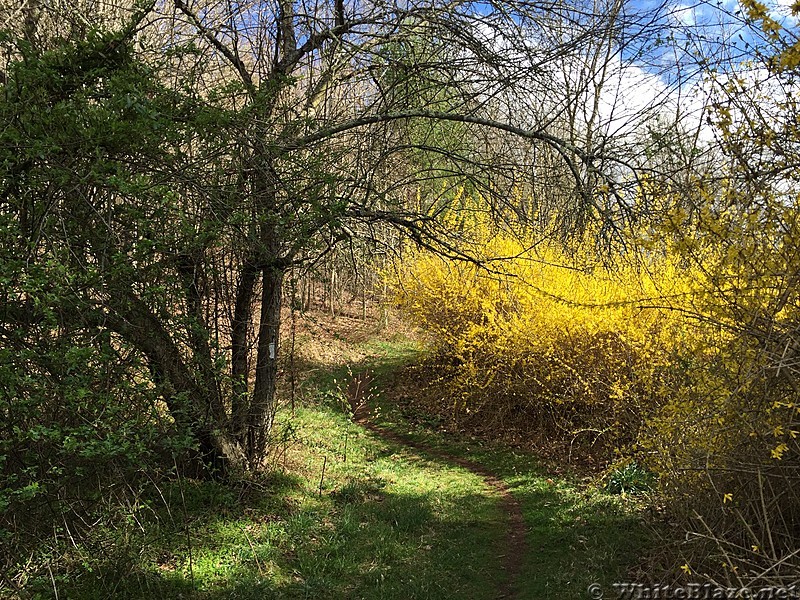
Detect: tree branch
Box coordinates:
(174, 0, 256, 95)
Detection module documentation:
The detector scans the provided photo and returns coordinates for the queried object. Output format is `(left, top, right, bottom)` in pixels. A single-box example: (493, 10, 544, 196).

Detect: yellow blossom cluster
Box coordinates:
(390, 206, 701, 458)
(390, 191, 800, 486)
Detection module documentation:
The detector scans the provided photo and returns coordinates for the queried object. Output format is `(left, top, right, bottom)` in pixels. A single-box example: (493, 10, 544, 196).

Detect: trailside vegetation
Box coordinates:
(391, 187, 800, 583)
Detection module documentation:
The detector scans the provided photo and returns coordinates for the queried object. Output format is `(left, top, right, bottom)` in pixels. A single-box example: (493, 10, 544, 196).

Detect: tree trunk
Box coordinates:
(231, 260, 259, 441)
(247, 263, 284, 467)
(106, 288, 247, 477)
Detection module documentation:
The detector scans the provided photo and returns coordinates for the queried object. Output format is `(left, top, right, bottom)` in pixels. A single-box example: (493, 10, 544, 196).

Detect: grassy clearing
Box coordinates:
(361, 419, 654, 600)
(32, 320, 655, 600)
(292, 330, 657, 599)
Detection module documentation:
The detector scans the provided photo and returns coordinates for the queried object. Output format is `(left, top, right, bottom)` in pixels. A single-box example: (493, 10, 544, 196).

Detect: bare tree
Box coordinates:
(0, 0, 680, 474)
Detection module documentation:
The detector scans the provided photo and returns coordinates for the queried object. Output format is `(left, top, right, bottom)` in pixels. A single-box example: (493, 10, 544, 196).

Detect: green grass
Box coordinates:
(373, 432, 653, 600)
(294, 335, 656, 599)
(31, 333, 655, 600)
(49, 401, 508, 599)
(363, 340, 657, 600)
(299, 336, 420, 393)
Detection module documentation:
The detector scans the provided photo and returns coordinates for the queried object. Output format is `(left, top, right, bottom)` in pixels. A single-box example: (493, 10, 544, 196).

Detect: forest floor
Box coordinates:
(61, 305, 659, 600)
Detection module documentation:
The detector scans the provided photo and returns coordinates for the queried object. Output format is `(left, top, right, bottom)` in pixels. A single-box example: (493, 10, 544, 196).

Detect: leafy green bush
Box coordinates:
(605, 462, 656, 495)
(0, 27, 195, 592)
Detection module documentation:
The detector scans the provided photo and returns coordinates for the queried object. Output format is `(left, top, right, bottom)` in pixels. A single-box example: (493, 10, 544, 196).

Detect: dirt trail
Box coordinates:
(356, 417, 526, 600)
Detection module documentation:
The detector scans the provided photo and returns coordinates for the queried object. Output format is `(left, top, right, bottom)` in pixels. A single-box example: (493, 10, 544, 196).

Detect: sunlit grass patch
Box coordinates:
(367, 350, 657, 600)
(56, 385, 508, 599)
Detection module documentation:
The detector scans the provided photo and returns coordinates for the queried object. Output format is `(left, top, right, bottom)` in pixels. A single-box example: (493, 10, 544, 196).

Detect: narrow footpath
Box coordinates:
(356, 416, 527, 600)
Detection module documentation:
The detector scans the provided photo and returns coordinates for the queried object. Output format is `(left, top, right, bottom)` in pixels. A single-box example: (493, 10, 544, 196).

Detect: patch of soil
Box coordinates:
(281, 303, 417, 371)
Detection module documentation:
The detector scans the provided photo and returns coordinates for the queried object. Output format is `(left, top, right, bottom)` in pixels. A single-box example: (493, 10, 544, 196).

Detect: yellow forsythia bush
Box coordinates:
(637, 195, 800, 578)
(390, 214, 703, 460)
(389, 189, 800, 577)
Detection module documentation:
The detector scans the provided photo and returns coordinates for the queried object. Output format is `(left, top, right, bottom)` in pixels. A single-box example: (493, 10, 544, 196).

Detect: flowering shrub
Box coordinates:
(638, 195, 800, 580)
(390, 192, 800, 579)
(390, 215, 699, 460)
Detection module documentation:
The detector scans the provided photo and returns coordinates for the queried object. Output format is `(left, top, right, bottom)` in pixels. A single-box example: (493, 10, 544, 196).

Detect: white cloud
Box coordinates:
(774, 0, 799, 17)
(570, 53, 713, 145)
(672, 3, 697, 26)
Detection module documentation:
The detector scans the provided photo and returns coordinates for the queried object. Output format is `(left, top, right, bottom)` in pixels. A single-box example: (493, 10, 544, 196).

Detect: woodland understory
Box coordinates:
(2, 0, 800, 595)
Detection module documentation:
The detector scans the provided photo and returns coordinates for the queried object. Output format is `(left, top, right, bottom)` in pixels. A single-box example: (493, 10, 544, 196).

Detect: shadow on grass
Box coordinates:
(371, 426, 654, 600)
(56, 415, 509, 600)
(297, 345, 653, 600)
(53, 334, 648, 600)
(79, 487, 503, 600)
(512, 483, 648, 600)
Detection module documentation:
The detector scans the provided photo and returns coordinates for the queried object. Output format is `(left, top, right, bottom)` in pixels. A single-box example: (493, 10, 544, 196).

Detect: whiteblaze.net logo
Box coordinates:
(586, 582, 800, 599)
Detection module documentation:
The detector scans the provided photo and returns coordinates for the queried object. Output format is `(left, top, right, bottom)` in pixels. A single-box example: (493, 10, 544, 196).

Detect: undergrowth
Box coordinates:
(388, 194, 800, 584)
(10, 329, 655, 599)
